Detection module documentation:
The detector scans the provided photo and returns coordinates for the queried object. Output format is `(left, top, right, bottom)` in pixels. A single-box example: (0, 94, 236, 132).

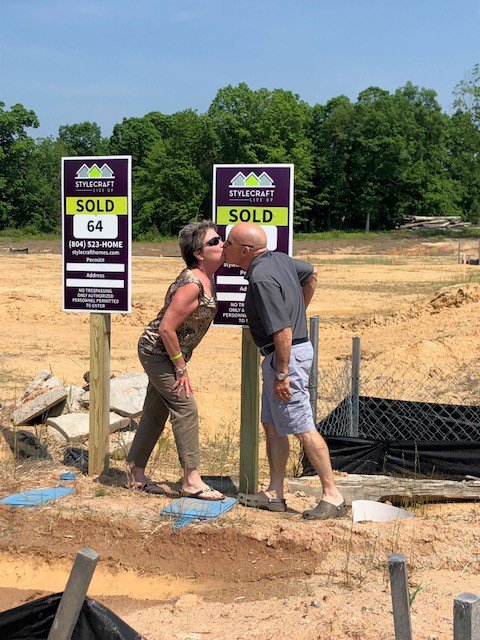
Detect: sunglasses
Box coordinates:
(202, 236, 222, 247)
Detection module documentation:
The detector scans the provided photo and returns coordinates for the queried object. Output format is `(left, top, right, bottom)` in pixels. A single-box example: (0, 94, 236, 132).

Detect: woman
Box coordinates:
(126, 221, 225, 500)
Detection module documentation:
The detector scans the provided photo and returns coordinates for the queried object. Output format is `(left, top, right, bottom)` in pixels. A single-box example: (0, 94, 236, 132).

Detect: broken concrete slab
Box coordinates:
(46, 412, 130, 442)
(23, 370, 52, 397)
(41, 376, 62, 390)
(63, 385, 85, 413)
(13, 387, 68, 426)
(81, 372, 147, 418)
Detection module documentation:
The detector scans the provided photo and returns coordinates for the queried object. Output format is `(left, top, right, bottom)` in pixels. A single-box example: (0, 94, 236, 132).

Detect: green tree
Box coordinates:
(0, 101, 39, 229)
(447, 110, 480, 220)
(58, 121, 106, 156)
(453, 64, 480, 129)
(208, 83, 314, 227)
(109, 115, 164, 167)
(26, 137, 67, 231)
(134, 110, 217, 236)
(310, 96, 355, 229)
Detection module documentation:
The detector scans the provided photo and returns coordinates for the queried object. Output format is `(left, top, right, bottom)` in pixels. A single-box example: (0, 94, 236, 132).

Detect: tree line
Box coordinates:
(1, 66, 479, 237)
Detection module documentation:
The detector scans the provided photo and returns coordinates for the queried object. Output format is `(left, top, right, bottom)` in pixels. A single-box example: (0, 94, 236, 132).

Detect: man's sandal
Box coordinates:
(302, 499, 347, 520)
(237, 491, 287, 513)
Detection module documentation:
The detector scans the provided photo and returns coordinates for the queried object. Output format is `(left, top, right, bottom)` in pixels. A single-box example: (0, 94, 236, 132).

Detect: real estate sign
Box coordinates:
(213, 164, 294, 327)
(62, 156, 132, 313)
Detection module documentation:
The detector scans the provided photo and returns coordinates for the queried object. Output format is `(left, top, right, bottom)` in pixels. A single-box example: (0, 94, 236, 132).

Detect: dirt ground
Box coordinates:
(1, 235, 480, 639)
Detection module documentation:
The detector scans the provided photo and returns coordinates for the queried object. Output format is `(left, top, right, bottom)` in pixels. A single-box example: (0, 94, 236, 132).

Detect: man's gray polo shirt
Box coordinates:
(244, 251, 314, 348)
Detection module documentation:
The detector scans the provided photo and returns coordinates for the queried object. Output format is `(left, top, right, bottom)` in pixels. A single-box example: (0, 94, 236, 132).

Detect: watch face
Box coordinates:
(276, 373, 287, 380)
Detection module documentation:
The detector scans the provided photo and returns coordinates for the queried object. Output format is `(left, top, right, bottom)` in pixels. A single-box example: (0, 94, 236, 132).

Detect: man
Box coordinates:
(224, 222, 345, 520)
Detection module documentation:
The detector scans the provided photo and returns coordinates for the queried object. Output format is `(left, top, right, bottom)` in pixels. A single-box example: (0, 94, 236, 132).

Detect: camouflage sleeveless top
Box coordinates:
(139, 269, 217, 362)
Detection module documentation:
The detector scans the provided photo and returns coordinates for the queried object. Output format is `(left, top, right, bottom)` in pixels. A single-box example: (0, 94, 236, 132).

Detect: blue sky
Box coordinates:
(1, 0, 479, 138)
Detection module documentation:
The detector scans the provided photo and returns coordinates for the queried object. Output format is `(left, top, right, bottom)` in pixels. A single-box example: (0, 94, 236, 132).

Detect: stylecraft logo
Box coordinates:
(228, 170, 275, 203)
(75, 163, 115, 192)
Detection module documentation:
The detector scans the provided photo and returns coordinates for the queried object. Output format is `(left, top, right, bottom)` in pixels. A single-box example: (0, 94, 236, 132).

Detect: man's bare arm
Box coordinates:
(272, 327, 293, 401)
(302, 266, 318, 309)
(273, 327, 292, 373)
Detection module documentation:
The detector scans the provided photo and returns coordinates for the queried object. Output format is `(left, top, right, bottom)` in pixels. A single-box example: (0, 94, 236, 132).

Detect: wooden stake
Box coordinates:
(239, 328, 259, 494)
(351, 337, 361, 437)
(454, 592, 480, 640)
(88, 313, 111, 476)
(388, 553, 413, 640)
(48, 547, 99, 640)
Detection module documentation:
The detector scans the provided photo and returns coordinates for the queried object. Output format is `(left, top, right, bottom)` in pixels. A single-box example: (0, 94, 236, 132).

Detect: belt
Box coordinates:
(259, 336, 309, 357)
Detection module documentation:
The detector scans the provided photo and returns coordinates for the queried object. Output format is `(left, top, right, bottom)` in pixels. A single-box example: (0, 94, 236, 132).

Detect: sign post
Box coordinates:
(213, 164, 294, 494)
(62, 156, 131, 476)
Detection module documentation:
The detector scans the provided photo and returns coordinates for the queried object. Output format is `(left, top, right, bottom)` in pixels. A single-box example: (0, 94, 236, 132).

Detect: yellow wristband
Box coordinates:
(170, 351, 183, 361)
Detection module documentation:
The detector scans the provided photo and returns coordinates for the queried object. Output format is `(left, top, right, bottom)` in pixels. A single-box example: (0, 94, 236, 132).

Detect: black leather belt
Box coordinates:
(259, 336, 309, 357)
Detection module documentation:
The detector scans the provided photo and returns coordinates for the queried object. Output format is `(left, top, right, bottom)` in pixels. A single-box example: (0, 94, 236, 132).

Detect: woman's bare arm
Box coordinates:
(158, 282, 200, 397)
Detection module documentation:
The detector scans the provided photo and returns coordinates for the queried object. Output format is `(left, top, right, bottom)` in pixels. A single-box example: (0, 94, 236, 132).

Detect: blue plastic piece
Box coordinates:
(60, 472, 77, 480)
(0, 487, 73, 507)
(161, 496, 237, 530)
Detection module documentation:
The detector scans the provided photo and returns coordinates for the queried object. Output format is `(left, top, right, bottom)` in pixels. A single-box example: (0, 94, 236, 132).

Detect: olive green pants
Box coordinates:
(126, 346, 200, 470)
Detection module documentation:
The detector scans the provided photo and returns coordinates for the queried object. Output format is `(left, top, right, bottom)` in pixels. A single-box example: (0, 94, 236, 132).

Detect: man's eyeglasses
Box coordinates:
(202, 236, 222, 247)
(224, 239, 254, 249)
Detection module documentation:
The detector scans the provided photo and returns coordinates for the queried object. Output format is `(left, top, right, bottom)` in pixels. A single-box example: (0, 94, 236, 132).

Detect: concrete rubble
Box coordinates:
(81, 371, 147, 418)
(13, 387, 68, 426)
(46, 412, 131, 442)
(6, 369, 143, 457)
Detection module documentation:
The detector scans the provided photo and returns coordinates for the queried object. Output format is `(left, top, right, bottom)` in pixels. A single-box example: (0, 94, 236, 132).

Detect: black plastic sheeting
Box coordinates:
(302, 436, 480, 479)
(302, 396, 480, 479)
(0, 593, 142, 640)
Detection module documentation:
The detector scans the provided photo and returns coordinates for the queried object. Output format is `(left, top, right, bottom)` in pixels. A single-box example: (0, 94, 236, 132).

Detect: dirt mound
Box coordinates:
(344, 283, 480, 330)
(429, 283, 480, 309)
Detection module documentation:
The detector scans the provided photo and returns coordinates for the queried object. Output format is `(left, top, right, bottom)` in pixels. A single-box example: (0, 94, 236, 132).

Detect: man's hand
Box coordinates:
(274, 377, 292, 402)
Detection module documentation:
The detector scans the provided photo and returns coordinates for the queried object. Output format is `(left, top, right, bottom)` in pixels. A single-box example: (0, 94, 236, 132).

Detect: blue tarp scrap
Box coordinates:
(161, 496, 237, 530)
(0, 487, 74, 507)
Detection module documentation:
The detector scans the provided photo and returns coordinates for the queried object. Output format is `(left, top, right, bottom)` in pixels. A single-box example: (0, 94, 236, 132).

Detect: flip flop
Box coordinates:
(302, 499, 347, 520)
(181, 486, 224, 501)
(125, 481, 165, 495)
(237, 491, 287, 512)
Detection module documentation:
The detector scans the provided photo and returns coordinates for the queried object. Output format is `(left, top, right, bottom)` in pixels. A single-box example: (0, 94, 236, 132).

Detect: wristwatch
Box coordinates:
(275, 372, 288, 381)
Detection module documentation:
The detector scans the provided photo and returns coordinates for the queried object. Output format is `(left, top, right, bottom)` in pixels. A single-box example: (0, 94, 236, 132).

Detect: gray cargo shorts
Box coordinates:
(261, 341, 315, 436)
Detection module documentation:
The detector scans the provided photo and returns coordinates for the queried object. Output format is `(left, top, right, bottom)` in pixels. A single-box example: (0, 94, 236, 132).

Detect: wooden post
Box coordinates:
(308, 316, 319, 425)
(48, 547, 99, 640)
(454, 593, 480, 640)
(88, 313, 111, 476)
(458, 242, 462, 265)
(351, 337, 361, 438)
(388, 553, 413, 640)
(239, 328, 260, 494)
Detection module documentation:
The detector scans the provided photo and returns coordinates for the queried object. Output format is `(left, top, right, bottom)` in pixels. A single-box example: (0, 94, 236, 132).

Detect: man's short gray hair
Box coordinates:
(179, 221, 218, 268)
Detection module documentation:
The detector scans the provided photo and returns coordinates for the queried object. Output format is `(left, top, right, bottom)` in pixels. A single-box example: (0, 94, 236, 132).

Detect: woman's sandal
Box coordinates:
(181, 486, 224, 501)
(125, 481, 165, 495)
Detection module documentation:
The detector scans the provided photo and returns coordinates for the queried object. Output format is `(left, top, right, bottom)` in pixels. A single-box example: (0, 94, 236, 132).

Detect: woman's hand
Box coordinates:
(172, 368, 193, 398)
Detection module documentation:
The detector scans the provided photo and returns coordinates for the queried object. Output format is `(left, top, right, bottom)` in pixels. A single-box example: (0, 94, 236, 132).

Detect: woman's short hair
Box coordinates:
(179, 221, 218, 268)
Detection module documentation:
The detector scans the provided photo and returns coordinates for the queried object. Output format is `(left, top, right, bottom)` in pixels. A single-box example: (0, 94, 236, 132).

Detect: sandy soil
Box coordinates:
(1, 238, 480, 639)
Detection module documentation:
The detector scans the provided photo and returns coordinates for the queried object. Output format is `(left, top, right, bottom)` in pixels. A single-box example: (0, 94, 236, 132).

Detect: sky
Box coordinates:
(1, 0, 479, 138)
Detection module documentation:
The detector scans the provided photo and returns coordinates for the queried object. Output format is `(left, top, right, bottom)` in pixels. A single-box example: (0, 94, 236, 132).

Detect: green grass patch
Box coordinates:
(295, 228, 480, 241)
(0, 228, 61, 242)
